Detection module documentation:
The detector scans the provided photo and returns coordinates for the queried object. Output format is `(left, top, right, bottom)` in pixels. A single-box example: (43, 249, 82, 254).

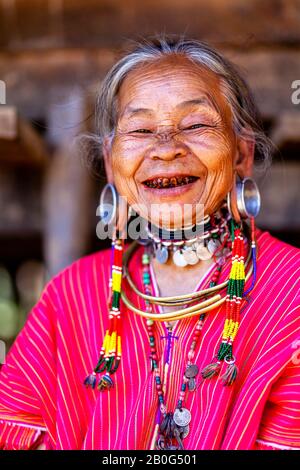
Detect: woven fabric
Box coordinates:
(0, 230, 299, 449)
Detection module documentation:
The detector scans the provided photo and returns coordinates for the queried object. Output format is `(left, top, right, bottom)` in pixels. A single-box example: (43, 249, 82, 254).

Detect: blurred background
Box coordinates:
(0, 0, 299, 349)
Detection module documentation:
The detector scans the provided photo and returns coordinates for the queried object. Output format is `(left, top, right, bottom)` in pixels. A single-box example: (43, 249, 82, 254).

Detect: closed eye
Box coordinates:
(185, 123, 208, 130)
(130, 129, 153, 134)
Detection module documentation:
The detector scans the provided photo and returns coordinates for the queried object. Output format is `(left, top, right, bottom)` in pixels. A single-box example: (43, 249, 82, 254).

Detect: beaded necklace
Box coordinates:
(144, 207, 231, 267)
(84, 213, 256, 422)
(84, 238, 124, 391)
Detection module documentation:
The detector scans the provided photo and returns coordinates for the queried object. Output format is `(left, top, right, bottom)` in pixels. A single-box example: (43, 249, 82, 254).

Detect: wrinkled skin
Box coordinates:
(103, 55, 254, 309)
(103, 54, 254, 230)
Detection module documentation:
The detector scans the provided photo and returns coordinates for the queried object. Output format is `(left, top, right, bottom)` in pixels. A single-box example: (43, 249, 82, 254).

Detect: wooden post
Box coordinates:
(43, 91, 97, 277)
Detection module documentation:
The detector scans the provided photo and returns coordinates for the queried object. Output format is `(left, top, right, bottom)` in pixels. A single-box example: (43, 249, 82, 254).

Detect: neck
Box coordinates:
(146, 214, 211, 241)
(152, 251, 214, 278)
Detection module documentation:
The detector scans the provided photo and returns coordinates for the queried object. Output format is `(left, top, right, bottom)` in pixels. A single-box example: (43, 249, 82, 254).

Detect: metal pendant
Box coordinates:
(179, 425, 190, 439)
(173, 249, 188, 267)
(217, 255, 226, 266)
(196, 243, 213, 261)
(157, 437, 166, 450)
(173, 408, 191, 427)
(156, 245, 169, 264)
(183, 248, 199, 265)
(185, 364, 199, 378)
(188, 377, 196, 391)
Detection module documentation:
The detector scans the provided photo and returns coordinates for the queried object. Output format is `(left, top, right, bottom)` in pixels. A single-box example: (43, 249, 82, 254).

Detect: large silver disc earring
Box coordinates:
(99, 183, 131, 237)
(227, 176, 261, 222)
(99, 182, 117, 226)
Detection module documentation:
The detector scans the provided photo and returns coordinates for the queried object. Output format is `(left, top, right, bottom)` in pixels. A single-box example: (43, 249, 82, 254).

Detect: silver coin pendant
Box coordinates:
(173, 408, 191, 427)
(196, 244, 212, 261)
(156, 245, 169, 264)
(173, 249, 188, 267)
(183, 248, 199, 265)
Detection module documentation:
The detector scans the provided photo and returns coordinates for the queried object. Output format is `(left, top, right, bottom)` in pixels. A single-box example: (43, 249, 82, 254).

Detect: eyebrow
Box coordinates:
(177, 97, 217, 110)
(122, 107, 153, 118)
(122, 96, 219, 119)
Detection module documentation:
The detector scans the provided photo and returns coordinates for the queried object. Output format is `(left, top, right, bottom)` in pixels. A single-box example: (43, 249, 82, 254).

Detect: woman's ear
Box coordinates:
(102, 136, 114, 184)
(234, 131, 255, 179)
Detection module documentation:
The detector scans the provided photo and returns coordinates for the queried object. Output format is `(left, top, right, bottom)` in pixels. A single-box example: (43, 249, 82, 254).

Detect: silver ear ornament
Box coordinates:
(227, 177, 261, 222)
(99, 183, 118, 226)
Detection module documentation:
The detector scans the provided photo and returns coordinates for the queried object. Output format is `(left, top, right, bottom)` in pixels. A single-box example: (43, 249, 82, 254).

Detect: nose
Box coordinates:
(148, 133, 188, 161)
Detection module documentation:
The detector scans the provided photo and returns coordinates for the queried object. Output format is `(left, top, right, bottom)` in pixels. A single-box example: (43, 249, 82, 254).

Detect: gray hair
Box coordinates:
(86, 35, 273, 176)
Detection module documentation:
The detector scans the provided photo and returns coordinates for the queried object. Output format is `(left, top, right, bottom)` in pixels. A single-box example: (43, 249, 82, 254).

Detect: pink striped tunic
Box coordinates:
(0, 230, 299, 450)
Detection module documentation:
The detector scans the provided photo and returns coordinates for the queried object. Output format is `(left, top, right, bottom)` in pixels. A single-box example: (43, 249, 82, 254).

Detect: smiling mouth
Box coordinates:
(142, 175, 199, 189)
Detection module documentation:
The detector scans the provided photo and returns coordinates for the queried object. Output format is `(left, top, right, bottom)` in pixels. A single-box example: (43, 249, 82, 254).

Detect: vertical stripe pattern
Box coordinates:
(0, 230, 299, 449)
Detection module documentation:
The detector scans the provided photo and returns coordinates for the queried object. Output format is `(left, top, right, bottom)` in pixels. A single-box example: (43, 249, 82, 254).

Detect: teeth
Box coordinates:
(144, 175, 198, 189)
(162, 178, 169, 188)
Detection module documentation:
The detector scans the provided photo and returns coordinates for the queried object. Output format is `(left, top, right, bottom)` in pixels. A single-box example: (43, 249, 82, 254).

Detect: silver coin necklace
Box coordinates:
(142, 247, 224, 450)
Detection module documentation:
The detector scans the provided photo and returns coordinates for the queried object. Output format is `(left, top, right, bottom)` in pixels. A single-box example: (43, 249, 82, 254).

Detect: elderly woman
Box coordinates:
(0, 37, 299, 451)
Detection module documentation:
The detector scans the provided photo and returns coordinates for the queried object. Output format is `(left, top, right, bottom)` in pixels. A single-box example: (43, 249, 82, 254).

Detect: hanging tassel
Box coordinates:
(83, 371, 97, 389)
(201, 360, 221, 379)
(221, 357, 238, 386)
(97, 373, 114, 391)
(201, 221, 245, 385)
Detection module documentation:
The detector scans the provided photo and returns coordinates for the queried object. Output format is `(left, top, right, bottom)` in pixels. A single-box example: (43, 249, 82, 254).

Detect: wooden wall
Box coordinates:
(0, 0, 299, 276)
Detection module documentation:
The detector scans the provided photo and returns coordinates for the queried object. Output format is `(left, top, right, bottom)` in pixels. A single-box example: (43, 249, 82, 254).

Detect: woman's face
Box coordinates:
(103, 55, 252, 229)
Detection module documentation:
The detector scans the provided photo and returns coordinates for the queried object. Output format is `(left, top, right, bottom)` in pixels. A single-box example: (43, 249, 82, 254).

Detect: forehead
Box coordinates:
(117, 55, 230, 117)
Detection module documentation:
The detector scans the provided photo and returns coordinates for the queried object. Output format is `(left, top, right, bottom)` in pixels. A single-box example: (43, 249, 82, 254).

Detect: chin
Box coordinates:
(132, 196, 205, 231)
(144, 204, 203, 231)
